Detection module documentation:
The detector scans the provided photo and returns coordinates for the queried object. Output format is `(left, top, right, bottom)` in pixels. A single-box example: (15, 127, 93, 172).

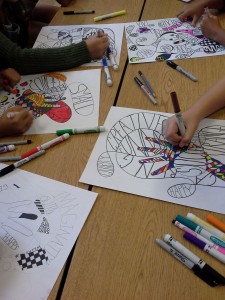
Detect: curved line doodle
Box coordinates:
(125, 18, 225, 63)
(97, 112, 225, 199)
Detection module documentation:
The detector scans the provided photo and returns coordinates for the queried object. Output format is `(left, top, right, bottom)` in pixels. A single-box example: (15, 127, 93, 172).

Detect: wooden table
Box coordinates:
(3, 0, 225, 299)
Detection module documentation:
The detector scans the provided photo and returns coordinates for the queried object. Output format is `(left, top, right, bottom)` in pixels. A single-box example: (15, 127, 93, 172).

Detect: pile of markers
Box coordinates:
(0, 139, 32, 160)
(156, 213, 225, 287)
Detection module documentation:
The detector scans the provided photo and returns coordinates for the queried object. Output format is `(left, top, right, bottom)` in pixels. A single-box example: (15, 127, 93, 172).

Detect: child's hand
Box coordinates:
(177, 1, 206, 26)
(0, 68, 21, 92)
(0, 107, 34, 137)
(85, 33, 109, 60)
(165, 111, 200, 148)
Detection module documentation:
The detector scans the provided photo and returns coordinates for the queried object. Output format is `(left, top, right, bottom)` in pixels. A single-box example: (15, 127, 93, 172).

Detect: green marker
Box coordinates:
(56, 126, 106, 136)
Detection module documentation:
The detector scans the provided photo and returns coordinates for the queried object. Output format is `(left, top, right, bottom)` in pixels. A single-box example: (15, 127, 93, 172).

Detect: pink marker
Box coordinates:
(173, 220, 225, 256)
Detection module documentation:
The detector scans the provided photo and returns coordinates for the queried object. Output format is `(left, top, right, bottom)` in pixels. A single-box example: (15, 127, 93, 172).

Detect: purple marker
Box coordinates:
(184, 232, 225, 264)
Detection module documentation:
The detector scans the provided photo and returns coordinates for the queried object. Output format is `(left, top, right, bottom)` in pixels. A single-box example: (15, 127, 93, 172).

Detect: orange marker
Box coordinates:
(207, 214, 225, 233)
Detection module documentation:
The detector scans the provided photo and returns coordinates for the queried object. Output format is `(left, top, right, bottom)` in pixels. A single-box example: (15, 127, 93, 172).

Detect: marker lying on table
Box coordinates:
(63, 10, 95, 15)
(166, 60, 197, 82)
(164, 233, 225, 285)
(207, 214, 225, 234)
(170, 91, 185, 136)
(156, 238, 217, 287)
(187, 213, 225, 241)
(20, 133, 70, 159)
(0, 145, 15, 153)
(138, 70, 156, 97)
(134, 76, 157, 105)
(56, 126, 105, 136)
(0, 140, 32, 146)
(183, 232, 225, 264)
(175, 214, 225, 249)
(172, 220, 225, 256)
(94, 10, 126, 22)
(0, 156, 22, 162)
(0, 150, 45, 177)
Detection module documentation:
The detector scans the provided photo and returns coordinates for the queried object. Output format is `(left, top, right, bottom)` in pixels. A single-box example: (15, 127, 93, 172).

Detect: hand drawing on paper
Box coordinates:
(97, 112, 225, 199)
(34, 26, 117, 63)
(125, 18, 225, 63)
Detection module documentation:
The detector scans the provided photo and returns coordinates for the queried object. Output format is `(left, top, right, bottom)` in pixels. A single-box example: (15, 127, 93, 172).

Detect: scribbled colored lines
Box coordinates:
(139, 157, 164, 164)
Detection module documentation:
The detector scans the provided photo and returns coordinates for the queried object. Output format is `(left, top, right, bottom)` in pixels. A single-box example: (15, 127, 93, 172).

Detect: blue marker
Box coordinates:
(102, 57, 113, 87)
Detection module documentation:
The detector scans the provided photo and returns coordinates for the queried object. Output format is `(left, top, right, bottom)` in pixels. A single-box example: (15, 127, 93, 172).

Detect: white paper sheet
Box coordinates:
(0, 166, 97, 300)
(0, 69, 101, 134)
(33, 23, 124, 67)
(125, 18, 225, 63)
(80, 106, 225, 214)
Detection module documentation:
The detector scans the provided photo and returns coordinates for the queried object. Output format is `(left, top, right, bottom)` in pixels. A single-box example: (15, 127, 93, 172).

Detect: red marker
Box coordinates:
(21, 133, 70, 159)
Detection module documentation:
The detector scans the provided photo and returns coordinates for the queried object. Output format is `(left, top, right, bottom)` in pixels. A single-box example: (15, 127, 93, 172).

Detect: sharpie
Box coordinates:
(207, 214, 225, 234)
(176, 215, 225, 249)
(164, 234, 225, 285)
(0, 150, 45, 177)
(170, 91, 185, 136)
(102, 57, 113, 87)
(187, 213, 225, 241)
(94, 10, 126, 22)
(172, 220, 225, 256)
(166, 60, 197, 82)
(134, 77, 157, 105)
(156, 238, 217, 287)
(56, 126, 105, 136)
(184, 232, 225, 264)
(63, 10, 95, 15)
(138, 70, 156, 97)
(0, 145, 15, 153)
(20, 133, 70, 159)
(0, 140, 32, 146)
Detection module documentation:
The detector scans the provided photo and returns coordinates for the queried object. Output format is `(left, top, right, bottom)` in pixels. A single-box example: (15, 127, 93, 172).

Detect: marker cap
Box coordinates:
(176, 214, 198, 231)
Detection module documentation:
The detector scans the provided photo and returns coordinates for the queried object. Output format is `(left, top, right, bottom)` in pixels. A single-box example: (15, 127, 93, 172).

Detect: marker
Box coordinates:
(156, 238, 217, 287)
(0, 140, 32, 146)
(172, 220, 225, 256)
(187, 213, 225, 241)
(170, 91, 185, 136)
(207, 214, 225, 234)
(56, 126, 105, 136)
(175, 215, 225, 249)
(107, 48, 119, 71)
(138, 71, 156, 97)
(166, 60, 197, 82)
(0, 145, 15, 153)
(102, 57, 113, 87)
(94, 10, 126, 22)
(0, 150, 45, 177)
(184, 232, 225, 264)
(20, 133, 70, 159)
(134, 77, 157, 105)
(164, 234, 225, 285)
(0, 156, 22, 162)
(63, 10, 95, 15)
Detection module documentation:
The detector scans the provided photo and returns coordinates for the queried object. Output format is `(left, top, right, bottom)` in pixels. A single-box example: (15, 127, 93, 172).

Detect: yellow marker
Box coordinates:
(94, 10, 126, 22)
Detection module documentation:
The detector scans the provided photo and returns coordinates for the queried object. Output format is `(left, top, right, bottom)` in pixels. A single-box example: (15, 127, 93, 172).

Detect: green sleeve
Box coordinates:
(0, 32, 92, 74)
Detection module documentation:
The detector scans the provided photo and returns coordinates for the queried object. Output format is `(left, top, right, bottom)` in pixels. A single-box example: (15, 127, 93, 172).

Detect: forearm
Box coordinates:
(188, 76, 225, 121)
(0, 32, 91, 74)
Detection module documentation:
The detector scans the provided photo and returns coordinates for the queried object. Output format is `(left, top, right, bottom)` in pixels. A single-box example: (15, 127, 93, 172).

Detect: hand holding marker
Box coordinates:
(97, 29, 114, 86)
(170, 91, 186, 136)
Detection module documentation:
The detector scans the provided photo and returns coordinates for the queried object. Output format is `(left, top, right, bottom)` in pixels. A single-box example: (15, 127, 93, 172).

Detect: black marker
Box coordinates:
(63, 10, 95, 15)
(166, 60, 197, 82)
